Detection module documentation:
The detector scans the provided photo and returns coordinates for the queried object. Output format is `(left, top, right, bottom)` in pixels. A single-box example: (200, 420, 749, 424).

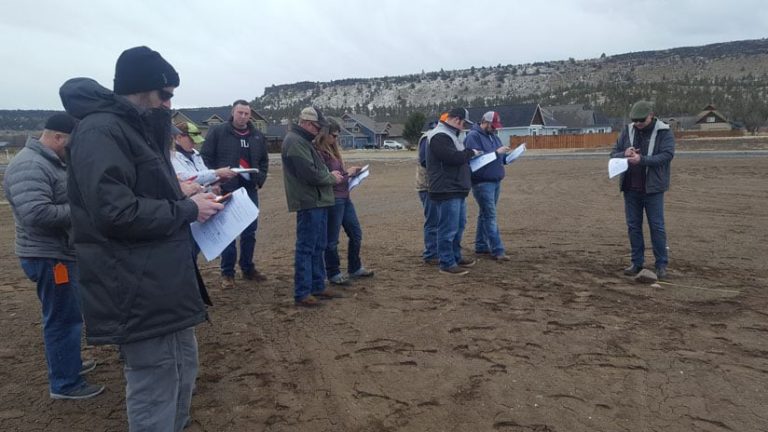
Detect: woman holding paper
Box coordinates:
(171, 122, 237, 191)
(314, 122, 374, 285)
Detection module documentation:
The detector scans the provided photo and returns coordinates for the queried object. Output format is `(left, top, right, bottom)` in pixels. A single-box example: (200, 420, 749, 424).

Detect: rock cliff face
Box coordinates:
(251, 39, 768, 123)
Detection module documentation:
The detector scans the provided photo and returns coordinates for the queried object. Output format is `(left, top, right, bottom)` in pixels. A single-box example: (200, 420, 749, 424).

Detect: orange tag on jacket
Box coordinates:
(54, 262, 70, 285)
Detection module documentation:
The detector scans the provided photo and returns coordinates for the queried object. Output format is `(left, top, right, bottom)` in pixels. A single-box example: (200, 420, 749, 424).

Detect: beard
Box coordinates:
(143, 107, 173, 153)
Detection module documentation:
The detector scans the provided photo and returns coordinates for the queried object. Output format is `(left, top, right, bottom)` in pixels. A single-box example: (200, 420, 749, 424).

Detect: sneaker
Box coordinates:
(79, 359, 97, 375)
(655, 267, 668, 280)
(439, 266, 469, 276)
(295, 295, 323, 308)
(457, 257, 476, 268)
(349, 267, 374, 278)
(315, 288, 344, 299)
(242, 269, 267, 282)
(329, 273, 350, 285)
(423, 258, 439, 265)
(623, 265, 642, 276)
(221, 275, 235, 289)
(50, 382, 105, 400)
(493, 254, 511, 262)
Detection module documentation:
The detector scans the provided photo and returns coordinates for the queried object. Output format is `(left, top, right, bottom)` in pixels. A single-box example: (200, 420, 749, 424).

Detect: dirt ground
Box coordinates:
(1, 155, 767, 432)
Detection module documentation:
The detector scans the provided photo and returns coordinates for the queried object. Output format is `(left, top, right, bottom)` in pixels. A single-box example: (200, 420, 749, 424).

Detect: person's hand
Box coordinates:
(624, 147, 637, 157)
(627, 152, 642, 165)
(331, 170, 343, 184)
(347, 166, 361, 176)
(179, 179, 203, 197)
(215, 167, 237, 180)
(190, 193, 224, 223)
(472, 149, 482, 157)
(211, 185, 222, 195)
(496, 146, 512, 155)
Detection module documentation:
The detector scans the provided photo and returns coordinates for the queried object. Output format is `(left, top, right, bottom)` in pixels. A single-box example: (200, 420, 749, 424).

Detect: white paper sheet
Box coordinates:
(469, 152, 497, 172)
(191, 188, 260, 261)
(231, 167, 260, 174)
(348, 167, 370, 191)
(505, 143, 527, 164)
(608, 158, 629, 179)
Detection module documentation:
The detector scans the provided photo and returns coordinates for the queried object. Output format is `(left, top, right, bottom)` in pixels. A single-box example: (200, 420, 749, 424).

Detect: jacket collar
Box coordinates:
(290, 123, 317, 142)
(25, 137, 65, 168)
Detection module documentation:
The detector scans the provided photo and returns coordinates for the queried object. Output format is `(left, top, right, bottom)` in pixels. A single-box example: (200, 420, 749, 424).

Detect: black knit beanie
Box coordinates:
(44, 113, 77, 134)
(113, 46, 180, 95)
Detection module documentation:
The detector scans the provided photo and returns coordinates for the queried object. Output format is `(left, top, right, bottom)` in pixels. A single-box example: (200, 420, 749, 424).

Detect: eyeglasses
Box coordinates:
(631, 117, 647, 123)
(158, 89, 174, 101)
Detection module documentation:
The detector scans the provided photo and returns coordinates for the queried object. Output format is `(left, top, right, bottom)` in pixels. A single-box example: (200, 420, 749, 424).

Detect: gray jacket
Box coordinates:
(3, 137, 75, 261)
(610, 119, 675, 194)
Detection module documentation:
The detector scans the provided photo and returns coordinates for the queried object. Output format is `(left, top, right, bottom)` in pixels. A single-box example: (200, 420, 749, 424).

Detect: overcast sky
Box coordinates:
(2, 0, 766, 110)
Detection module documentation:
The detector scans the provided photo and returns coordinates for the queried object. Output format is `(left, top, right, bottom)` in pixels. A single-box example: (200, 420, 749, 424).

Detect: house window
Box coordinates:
(707, 116, 716, 123)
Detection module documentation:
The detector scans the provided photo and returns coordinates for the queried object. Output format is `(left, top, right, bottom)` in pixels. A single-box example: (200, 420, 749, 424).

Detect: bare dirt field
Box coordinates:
(1, 155, 767, 431)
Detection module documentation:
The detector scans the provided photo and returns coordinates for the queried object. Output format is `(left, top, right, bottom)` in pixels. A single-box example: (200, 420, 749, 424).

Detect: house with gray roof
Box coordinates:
(172, 106, 269, 136)
(465, 104, 566, 145)
(541, 104, 613, 134)
(340, 113, 391, 149)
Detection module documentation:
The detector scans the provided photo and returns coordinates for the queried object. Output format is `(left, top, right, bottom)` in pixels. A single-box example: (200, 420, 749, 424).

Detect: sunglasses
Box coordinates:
(631, 117, 647, 123)
(158, 89, 174, 101)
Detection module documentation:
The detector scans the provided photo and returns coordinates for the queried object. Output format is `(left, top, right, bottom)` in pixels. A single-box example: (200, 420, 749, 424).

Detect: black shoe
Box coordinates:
(50, 382, 105, 400)
(439, 266, 469, 276)
(242, 269, 267, 282)
(623, 265, 642, 276)
(656, 267, 668, 280)
(458, 257, 477, 268)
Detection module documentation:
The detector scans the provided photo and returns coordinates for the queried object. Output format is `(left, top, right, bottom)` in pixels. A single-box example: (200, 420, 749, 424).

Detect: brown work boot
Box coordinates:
(242, 269, 267, 282)
(295, 295, 323, 308)
(221, 275, 235, 289)
(315, 288, 344, 299)
(457, 257, 477, 268)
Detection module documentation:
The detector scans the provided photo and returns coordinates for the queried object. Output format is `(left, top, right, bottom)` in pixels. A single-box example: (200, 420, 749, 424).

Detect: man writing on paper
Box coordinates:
(282, 106, 343, 307)
(465, 111, 513, 261)
(60, 46, 223, 430)
(201, 100, 269, 288)
(610, 100, 675, 280)
(426, 107, 481, 276)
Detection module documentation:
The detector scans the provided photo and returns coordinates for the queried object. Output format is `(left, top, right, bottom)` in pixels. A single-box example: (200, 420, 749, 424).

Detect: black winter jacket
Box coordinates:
(426, 122, 475, 201)
(200, 121, 268, 196)
(60, 78, 208, 345)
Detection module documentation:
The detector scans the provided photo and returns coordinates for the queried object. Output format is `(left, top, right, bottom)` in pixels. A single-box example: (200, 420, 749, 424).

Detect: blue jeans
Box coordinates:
(418, 191, 438, 260)
(221, 193, 258, 276)
(326, 198, 363, 277)
(624, 191, 668, 269)
(19, 258, 85, 394)
(436, 198, 467, 270)
(295, 207, 328, 301)
(472, 181, 505, 256)
(121, 327, 198, 432)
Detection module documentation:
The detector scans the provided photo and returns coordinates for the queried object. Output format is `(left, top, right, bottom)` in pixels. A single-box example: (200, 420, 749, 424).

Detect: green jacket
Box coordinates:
(281, 124, 336, 212)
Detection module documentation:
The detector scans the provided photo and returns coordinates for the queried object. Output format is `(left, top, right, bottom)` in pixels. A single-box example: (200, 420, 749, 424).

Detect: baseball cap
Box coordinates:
(299, 106, 329, 127)
(629, 100, 654, 120)
(481, 111, 502, 129)
(447, 107, 474, 125)
(174, 121, 205, 145)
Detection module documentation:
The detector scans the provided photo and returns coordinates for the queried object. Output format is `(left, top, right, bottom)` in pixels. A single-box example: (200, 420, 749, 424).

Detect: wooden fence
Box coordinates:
(674, 130, 745, 139)
(510, 132, 619, 149)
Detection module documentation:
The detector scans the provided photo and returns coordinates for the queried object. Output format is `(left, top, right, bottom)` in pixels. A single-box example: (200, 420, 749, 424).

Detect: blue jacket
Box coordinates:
(464, 124, 506, 183)
(609, 119, 675, 194)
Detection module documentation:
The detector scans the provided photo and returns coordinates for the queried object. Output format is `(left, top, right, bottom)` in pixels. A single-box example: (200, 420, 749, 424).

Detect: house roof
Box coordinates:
(174, 106, 267, 126)
(694, 105, 729, 124)
(328, 116, 368, 138)
(388, 123, 404, 137)
(466, 104, 564, 128)
(542, 104, 611, 129)
(342, 113, 380, 133)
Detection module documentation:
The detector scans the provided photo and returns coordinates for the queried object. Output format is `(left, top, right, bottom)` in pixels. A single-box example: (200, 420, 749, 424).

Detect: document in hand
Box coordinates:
(608, 158, 629, 179)
(190, 188, 260, 261)
(469, 152, 497, 172)
(348, 167, 370, 191)
(505, 143, 527, 164)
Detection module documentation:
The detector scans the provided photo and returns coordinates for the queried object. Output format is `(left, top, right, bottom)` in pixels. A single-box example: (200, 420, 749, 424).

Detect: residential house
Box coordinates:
(172, 106, 269, 137)
(542, 104, 612, 134)
(466, 104, 566, 144)
(694, 104, 732, 131)
(264, 123, 288, 153)
(339, 113, 391, 149)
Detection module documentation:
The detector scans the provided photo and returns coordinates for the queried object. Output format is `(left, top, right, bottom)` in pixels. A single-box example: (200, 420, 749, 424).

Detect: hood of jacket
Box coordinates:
(60, 77, 144, 125)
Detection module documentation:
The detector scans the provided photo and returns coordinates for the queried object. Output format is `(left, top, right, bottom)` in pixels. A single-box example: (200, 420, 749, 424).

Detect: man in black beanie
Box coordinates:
(4, 113, 105, 400)
(60, 46, 223, 431)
